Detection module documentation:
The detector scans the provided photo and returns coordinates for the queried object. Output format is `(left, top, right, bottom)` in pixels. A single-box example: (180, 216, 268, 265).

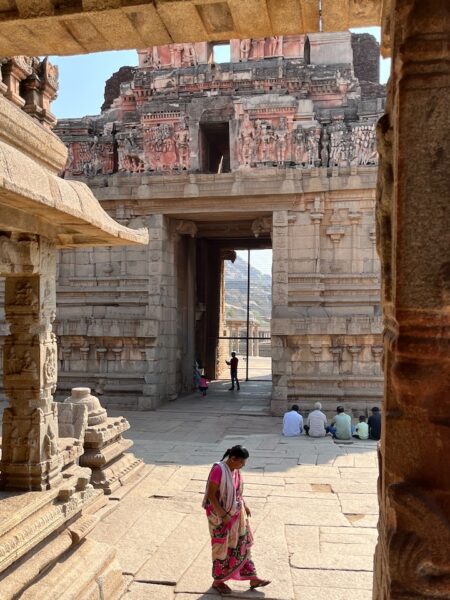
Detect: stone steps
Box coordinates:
(20, 538, 127, 600)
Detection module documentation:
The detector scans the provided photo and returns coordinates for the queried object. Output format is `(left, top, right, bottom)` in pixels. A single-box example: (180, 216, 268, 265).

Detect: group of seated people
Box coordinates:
(282, 402, 381, 441)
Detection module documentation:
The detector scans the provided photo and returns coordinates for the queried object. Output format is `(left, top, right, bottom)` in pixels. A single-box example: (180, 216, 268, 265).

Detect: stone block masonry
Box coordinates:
(53, 33, 385, 415)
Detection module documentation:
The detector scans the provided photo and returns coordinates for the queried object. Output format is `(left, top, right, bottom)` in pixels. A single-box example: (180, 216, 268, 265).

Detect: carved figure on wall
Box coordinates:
(182, 44, 198, 66)
(240, 39, 251, 61)
(275, 117, 289, 164)
(174, 118, 190, 170)
(350, 124, 377, 166)
(254, 120, 265, 162)
(10, 426, 22, 463)
(268, 36, 283, 57)
(13, 280, 38, 307)
(118, 130, 144, 173)
(26, 427, 39, 462)
(328, 119, 348, 167)
(99, 142, 115, 174)
(142, 47, 161, 69)
(44, 346, 57, 385)
(239, 113, 255, 167)
(6, 346, 21, 375)
(305, 125, 321, 167)
(21, 350, 38, 377)
(251, 38, 265, 60)
(144, 122, 181, 171)
(320, 129, 330, 167)
(293, 126, 306, 165)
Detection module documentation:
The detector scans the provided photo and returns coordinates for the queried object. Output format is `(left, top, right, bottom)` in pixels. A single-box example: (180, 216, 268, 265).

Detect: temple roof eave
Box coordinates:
(0, 94, 148, 247)
(0, 154, 148, 248)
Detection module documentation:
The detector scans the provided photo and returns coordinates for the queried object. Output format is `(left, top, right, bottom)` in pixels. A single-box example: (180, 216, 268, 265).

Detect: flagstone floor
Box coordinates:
(90, 381, 379, 600)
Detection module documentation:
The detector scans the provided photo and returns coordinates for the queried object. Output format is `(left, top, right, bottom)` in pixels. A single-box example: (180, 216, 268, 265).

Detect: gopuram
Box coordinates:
(54, 32, 386, 415)
(0, 56, 147, 597)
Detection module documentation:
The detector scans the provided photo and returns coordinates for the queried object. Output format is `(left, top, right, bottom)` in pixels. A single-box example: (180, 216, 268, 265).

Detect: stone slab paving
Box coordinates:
(85, 382, 379, 600)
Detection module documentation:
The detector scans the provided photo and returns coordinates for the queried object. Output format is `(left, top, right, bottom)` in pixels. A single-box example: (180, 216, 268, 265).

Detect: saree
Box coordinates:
(203, 462, 258, 583)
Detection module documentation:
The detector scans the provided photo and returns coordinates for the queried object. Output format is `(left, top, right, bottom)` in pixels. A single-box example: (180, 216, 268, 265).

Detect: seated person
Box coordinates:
(283, 404, 303, 437)
(353, 415, 369, 440)
(304, 402, 328, 437)
(329, 406, 352, 440)
(368, 406, 381, 440)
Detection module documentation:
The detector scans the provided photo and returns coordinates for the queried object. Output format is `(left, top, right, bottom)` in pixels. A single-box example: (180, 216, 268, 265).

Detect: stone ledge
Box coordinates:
(0, 139, 149, 248)
(0, 465, 102, 573)
(0, 94, 67, 174)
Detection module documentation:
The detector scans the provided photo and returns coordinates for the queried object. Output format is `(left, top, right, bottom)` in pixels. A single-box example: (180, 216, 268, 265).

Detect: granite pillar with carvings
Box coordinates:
(1, 235, 62, 490)
(373, 1, 450, 597)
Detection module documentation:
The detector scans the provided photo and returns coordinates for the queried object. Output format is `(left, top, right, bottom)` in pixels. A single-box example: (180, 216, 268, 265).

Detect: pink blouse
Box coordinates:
(205, 464, 240, 515)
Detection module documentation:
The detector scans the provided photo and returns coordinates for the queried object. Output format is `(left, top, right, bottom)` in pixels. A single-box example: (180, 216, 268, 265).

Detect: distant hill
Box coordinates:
(224, 256, 271, 328)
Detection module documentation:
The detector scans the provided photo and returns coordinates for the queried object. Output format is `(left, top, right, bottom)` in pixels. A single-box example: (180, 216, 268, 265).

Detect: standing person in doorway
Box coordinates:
(202, 445, 271, 595)
(226, 352, 240, 391)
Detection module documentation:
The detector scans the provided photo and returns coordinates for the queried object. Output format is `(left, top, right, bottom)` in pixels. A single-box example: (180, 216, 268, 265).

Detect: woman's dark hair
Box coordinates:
(221, 445, 249, 461)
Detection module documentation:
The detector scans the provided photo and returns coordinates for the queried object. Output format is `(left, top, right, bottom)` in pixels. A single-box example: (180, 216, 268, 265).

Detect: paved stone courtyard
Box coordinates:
(90, 381, 379, 600)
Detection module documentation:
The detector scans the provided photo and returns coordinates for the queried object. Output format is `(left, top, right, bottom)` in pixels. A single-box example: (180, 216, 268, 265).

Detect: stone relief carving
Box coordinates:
(0, 236, 40, 274)
(43, 345, 57, 386)
(252, 217, 272, 238)
(56, 45, 378, 179)
(239, 39, 251, 60)
(175, 220, 197, 238)
(21, 350, 38, 377)
(143, 114, 190, 172)
(117, 130, 144, 173)
(43, 424, 58, 460)
(13, 280, 38, 307)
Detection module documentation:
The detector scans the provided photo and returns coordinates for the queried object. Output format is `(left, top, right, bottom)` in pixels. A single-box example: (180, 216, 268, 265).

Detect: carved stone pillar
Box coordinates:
(374, 1, 450, 598)
(348, 345, 362, 375)
(330, 347, 342, 375)
(348, 211, 361, 273)
(310, 196, 324, 274)
(1, 235, 62, 490)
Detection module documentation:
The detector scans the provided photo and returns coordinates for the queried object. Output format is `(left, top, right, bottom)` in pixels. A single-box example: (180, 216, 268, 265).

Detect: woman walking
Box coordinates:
(202, 445, 270, 595)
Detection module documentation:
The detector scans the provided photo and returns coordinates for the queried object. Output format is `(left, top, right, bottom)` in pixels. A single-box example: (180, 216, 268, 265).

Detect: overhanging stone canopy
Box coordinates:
(0, 0, 383, 56)
(0, 94, 148, 247)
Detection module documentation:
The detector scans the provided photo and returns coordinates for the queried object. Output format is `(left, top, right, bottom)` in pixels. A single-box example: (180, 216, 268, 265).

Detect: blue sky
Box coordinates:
(50, 27, 390, 119)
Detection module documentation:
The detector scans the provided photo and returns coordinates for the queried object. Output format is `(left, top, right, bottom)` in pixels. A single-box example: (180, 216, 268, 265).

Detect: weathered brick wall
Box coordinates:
(351, 33, 379, 84)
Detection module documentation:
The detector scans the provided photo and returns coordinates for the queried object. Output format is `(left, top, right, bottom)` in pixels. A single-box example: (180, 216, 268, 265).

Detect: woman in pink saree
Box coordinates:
(203, 445, 270, 595)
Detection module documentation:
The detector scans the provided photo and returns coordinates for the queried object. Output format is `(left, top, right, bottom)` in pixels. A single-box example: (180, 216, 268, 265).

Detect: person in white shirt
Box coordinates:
(282, 405, 303, 437)
(353, 415, 369, 440)
(305, 402, 329, 437)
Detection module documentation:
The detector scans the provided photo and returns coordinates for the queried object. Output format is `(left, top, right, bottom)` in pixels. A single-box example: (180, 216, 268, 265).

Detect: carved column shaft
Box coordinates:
(1, 235, 61, 490)
(374, 1, 450, 598)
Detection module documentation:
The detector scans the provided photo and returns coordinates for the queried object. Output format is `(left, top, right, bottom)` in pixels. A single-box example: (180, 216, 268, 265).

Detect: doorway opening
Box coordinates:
(200, 122, 230, 173)
(218, 248, 272, 383)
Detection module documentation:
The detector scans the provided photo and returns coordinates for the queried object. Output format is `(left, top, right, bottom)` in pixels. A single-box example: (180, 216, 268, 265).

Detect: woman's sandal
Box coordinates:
(212, 582, 232, 595)
(250, 578, 271, 589)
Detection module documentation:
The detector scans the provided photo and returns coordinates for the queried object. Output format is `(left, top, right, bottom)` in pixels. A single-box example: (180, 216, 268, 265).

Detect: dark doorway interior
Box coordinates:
(200, 122, 230, 173)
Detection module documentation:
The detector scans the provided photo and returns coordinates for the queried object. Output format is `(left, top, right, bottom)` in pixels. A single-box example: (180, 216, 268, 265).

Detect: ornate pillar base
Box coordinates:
(65, 388, 144, 494)
(1, 408, 62, 490)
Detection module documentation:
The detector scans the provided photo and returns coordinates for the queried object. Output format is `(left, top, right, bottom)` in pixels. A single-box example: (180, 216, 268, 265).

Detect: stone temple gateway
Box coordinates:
(0, 1, 449, 599)
(55, 32, 386, 415)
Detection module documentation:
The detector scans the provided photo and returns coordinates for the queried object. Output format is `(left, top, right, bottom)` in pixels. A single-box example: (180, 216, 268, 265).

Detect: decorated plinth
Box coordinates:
(65, 387, 144, 494)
